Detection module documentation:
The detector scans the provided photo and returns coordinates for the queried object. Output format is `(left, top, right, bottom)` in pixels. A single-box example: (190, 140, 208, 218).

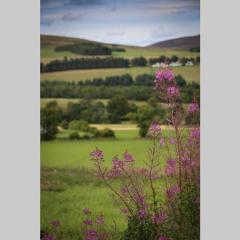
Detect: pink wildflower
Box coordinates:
(165, 159, 176, 176)
(149, 122, 161, 136)
(83, 208, 91, 215)
(43, 234, 55, 240)
(180, 156, 191, 168)
(160, 137, 165, 145)
(166, 185, 180, 200)
(167, 86, 180, 97)
(139, 208, 147, 219)
(83, 219, 93, 225)
(188, 102, 199, 113)
(96, 214, 104, 225)
(155, 70, 164, 81)
(159, 237, 169, 240)
(90, 148, 103, 160)
(84, 229, 98, 240)
(152, 212, 168, 224)
(51, 220, 60, 227)
(169, 137, 175, 144)
(112, 156, 124, 169)
(163, 68, 174, 81)
(190, 128, 200, 139)
(124, 150, 134, 162)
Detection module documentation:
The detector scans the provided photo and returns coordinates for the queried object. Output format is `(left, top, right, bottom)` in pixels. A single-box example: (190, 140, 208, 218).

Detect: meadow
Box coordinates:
(41, 128, 176, 238)
(41, 45, 199, 64)
(40, 98, 147, 109)
(41, 65, 200, 83)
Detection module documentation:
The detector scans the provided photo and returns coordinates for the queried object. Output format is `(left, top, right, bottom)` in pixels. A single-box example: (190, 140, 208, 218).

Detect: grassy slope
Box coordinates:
(41, 65, 200, 83)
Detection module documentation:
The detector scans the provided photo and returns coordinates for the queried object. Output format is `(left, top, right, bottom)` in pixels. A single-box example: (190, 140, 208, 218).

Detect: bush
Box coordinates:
(69, 120, 89, 131)
(91, 128, 115, 138)
(131, 57, 148, 67)
(68, 131, 80, 140)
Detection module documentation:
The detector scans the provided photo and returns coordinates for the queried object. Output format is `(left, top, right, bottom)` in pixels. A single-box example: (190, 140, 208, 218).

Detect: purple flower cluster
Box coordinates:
(165, 159, 176, 176)
(90, 148, 103, 160)
(43, 234, 55, 240)
(190, 128, 200, 139)
(149, 122, 162, 136)
(167, 86, 180, 97)
(138, 208, 148, 219)
(124, 150, 134, 162)
(155, 68, 174, 82)
(83, 208, 91, 215)
(160, 137, 165, 145)
(188, 102, 199, 113)
(108, 156, 123, 178)
(152, 211, 168, 224)
(84, 229, 98, 240)
(166, 185, 180, 200)
(83, 219, 93, 225)
(51, 220, 60, 227)
(96, 214, 104, 225)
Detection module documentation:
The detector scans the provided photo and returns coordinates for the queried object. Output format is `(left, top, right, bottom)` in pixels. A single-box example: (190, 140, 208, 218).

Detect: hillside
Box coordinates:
(41, 34, 200, 63)
(148, 35, 200, 50)
(41, 34, 132, 48)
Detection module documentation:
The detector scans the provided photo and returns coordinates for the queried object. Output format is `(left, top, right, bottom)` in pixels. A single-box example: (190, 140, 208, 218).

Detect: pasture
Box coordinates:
(41, 128, 176, 238)
(41, 65, 200, 83)
(40, 98, 147, 109)
(41, 44, 199, 64)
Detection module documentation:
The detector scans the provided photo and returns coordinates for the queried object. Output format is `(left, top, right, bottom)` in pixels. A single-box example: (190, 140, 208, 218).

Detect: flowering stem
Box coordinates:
(96, 161, 133, 215)
(149, 135, 157, 212)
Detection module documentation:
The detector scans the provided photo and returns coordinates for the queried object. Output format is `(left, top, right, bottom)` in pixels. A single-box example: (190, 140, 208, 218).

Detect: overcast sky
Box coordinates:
(41, 0, 200, 47)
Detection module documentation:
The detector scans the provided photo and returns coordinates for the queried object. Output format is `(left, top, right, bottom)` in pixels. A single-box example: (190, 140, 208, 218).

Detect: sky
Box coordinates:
(41, 0, 200, 47)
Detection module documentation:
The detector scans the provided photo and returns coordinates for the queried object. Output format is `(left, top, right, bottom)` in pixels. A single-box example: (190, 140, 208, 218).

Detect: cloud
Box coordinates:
(41, 0, 200, 46)
(107, 31, 125, 36)
(61, 12, 83, 21)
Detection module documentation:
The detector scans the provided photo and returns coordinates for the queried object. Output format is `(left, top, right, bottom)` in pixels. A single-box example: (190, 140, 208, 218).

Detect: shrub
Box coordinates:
(69, 131, 80, 140)
(91, 128, 115, 138)
(69, 120, 89, 131)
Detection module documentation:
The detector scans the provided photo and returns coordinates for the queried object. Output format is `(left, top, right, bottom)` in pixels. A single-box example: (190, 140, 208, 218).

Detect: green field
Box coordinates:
(41, 129, 176, 238)
(41, 46, 199, 64)
(41, 65, 200, 83)
(41, 98, 147, 109)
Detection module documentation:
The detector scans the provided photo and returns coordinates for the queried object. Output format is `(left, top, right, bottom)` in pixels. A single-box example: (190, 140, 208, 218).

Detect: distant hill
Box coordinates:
(148, 35, 200, 50)
(41, 34, 135, 49)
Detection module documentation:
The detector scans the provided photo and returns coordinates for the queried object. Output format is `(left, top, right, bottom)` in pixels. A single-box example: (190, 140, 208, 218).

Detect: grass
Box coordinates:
(41, 65, 200, 83)
(41, 44, 199, 64)
(41, 129, 178, 238)
(40, 98, 147, 109)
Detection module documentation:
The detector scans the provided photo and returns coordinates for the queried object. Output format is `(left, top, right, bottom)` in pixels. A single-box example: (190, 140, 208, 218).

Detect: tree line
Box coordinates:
(41, 56, 200, 73)
(41, 57, 129, 73)
(41, 74, 200, 103)
(55, 42, 112, 55)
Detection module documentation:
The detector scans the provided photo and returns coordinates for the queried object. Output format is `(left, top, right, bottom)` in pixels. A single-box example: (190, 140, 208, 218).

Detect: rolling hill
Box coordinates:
(41, 34, 200, 63)
(147, 35, 200, 50)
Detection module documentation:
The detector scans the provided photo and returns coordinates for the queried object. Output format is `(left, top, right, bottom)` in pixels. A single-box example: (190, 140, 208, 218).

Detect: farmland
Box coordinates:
(41, 65, 200, 83)
(40, 34, 200, 239)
